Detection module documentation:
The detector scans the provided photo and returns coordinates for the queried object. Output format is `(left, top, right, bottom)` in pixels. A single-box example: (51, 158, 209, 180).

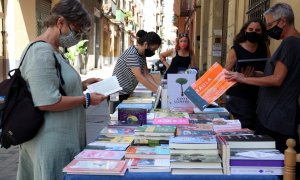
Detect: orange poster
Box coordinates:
(184, 62, 236, 110)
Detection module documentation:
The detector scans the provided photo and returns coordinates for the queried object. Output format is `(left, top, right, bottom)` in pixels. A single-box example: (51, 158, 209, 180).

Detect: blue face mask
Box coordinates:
(59, 30, 80, 48)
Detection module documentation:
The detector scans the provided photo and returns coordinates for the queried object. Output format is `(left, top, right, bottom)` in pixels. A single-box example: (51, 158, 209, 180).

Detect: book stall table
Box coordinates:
(63, 172, 281, 180)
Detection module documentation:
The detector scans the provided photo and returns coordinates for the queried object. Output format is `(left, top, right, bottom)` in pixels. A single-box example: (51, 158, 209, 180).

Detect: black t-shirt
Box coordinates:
(257, 36, 300, 136)
(164, 51, 191, 79)
(226, 43, 268, 99)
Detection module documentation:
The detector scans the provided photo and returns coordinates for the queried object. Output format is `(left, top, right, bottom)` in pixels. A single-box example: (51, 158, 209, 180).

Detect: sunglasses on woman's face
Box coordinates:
(180, 33, 188, 37)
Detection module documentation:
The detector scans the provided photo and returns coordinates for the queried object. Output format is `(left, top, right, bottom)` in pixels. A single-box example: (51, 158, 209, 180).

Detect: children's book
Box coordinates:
(63, 159, 127, 175)
(118, 108, 147, 125)
(87, 76, 122, 96)
(184, 62, 236, 110)
(74, 149, 125, 160)
(167, 74, 196, 109)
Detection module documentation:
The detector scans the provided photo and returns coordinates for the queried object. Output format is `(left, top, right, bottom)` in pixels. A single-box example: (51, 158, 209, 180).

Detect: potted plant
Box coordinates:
(75, 39, 89, 75)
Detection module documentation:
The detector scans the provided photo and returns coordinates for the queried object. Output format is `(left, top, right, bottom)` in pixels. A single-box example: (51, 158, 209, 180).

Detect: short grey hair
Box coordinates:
(264, 3, 294, 25)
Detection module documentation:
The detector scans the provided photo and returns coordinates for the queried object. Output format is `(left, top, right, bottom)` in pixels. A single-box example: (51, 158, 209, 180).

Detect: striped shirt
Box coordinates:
(112, 45, 147, 95)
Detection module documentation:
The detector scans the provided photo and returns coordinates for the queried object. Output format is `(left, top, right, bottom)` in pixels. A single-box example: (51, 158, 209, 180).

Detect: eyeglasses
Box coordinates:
(179, 33, 188, 37)
(68, 24, 84, 39)
(266, 18, 280, 29)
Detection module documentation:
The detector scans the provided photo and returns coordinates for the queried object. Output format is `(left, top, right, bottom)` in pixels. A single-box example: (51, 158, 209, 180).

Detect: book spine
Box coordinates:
(184, 86, 208, 111)
(230, 167, 283, 175)
(230, 160, 284, 167)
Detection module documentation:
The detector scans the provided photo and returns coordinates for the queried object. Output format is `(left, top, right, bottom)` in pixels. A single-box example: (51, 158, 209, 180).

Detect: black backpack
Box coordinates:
(0, 41, 66, 149)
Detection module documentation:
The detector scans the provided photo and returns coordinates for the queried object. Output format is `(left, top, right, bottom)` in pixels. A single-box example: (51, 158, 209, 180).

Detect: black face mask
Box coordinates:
(267, 25, 283, 40)
(245, 32, 262, 43)
(145, 48, 155, 57)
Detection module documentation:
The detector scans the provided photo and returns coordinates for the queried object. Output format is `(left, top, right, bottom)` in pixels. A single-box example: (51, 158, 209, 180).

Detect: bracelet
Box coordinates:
(84, 93, 91, 109)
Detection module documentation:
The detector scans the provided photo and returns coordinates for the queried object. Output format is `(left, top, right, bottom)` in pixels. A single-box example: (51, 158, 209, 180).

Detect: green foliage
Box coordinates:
(75, 39, 88, 55)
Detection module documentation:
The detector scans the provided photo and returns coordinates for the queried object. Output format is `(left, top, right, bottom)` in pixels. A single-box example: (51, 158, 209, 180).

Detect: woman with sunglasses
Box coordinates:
(17, 1, 107, 179)
(159, 33, 195, 79)
(224, 19, 270, 130)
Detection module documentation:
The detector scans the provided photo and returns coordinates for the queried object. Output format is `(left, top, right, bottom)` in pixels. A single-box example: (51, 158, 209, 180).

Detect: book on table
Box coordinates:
(170, 154, 222, 168)
(170, 148, 219, 156)
(216, 135, 230, 175)
(63, 159, 127, 175)
(171, 168, 223, 175)
(86, 141, 130, 151)
(184, 62, 236, 110)
(99, 126, 136, 137)
(74, 149, 125, 160)
(94, 135, 134, 144)
(127, 158, 171, 172)
(169, 135, 218, 150)
(134, 125, 176, 137)
(118, 108, 147, 125)
(216, 128, 254, 136)
(116, 103, 153, 112)
(152, 111, 190, 125)
(87, 76, 122, 96)
(167, 74, 196, 109)
(125, 144, 170, 159)
(212, 118, 242, 132)
(193, 107, 230, 117)
(229, 148, 284, 167)
(230, 166, 283, 175)
(221, 134, 276, 149)
(176, 124, 215, 136)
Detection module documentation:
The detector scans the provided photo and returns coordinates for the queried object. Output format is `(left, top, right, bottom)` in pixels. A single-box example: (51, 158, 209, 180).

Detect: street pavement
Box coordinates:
(0, 64, 115, 180)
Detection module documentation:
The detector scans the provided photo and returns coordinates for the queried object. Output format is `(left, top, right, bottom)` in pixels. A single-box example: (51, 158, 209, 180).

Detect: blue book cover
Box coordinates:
(184, 86, 209, 110)
(116, 103, 153, 112)
(169, 135, 217, 144)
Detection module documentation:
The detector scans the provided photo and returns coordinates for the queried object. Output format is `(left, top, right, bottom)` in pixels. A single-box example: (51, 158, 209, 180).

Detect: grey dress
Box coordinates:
(17, 42, 86, 180)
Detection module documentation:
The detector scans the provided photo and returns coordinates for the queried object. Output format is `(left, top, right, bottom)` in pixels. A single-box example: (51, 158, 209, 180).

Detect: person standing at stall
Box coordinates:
(112, 30, 162, 102)
(225, 19, 270, 129)
(159, 33, 195, 79)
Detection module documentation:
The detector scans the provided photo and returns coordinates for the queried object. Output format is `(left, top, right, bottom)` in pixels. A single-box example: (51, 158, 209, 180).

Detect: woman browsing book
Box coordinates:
(224, 19, 270, 130)
(112, 30, 162, 102)
(17, 1, 107, 180)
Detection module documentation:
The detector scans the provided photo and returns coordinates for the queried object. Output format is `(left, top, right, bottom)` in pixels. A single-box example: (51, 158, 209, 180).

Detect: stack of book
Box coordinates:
(133, 125, 176, 146)
(152, 111, 190, 125)
(211, 118, 241, 133)
(63, 159, 128, 175)
(85, 135, 134, 151)
(220, 134, 283, 175)
(229, 148, 284, 175)
(176, 124, 215, 136)
(169, 135, 223, 174)
(193, 107, 230, 119)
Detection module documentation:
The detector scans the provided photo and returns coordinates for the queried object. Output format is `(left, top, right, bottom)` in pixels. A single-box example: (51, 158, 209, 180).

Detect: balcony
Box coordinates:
(102, 0, 117, 19)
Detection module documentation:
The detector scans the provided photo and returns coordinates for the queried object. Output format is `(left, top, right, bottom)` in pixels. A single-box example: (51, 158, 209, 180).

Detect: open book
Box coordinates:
(87, 76, 123, 96)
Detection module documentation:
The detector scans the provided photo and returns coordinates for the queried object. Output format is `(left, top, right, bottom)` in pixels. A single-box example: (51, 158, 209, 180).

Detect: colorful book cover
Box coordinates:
(118, 108, 147, 125)
(134, 125, 176, 136)
(63, 159, 126, 174)
(184, 62, 236, 110)
(216, 128, 254, 136)
(169, 135, 217, 144)
(99, 126, 136, 136)
(95, 135, 134, 144)
(86, 142, 130, 151)
(116, 103, 153, 112)
(74, 149, 125, 160)
(130, 158, 170, 167)
(167, 74, 196, 109)
(153, 111, 189, 125)
(176, 124, 215, 136)
(125, 145, 170, 159)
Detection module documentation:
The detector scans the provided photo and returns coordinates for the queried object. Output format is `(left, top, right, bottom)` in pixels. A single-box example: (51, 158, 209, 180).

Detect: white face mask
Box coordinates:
(59, 30, 80, 48)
